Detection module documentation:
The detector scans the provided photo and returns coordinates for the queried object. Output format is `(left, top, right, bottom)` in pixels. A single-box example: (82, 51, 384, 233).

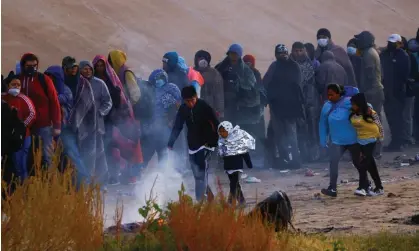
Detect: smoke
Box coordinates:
(122, 151, 189, 223)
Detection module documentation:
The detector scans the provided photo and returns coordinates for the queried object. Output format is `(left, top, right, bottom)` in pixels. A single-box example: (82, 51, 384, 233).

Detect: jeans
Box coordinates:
(12, 136, 31, 181)
(270, 113, 301, 168)
(227, 171, 245, 204)
(328, 144, 362, 190)
(35, 127, 54, 167)
(402, 97, 415, 144)
(61, 129, 90, 188)
(359, 142, 383, 190)
(189, 149, 212, 201)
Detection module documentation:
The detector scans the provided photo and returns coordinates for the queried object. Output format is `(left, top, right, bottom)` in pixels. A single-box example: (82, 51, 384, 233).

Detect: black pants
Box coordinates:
(384, 98, 404, 147)
(227, 171, 245, 204)
(329, 144, 362, 190)
(359, 142, 383, 190)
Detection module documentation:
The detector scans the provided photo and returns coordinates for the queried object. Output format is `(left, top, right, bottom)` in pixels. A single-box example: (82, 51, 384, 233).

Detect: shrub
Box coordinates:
(1, 146, 104, 251)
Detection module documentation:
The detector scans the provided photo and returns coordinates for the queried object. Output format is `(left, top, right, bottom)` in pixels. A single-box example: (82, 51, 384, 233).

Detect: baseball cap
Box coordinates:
(62, 56, 78, 69)
(387, 34, 402, 43)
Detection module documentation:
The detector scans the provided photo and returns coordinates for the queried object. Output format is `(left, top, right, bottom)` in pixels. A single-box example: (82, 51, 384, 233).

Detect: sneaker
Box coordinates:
(321, 187, 337, 197)
(354, 188, 367, 196)
(108, 177, 120, 186)
(368, 188, 384, 196)
(128, 177, 138, 185)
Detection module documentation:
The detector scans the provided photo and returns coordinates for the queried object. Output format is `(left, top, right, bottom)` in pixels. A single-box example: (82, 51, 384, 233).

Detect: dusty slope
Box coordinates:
(1, 0, 418, 75)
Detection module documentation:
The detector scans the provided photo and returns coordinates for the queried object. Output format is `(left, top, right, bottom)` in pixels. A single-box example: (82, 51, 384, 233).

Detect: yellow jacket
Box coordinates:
(350, 109, 384, 140)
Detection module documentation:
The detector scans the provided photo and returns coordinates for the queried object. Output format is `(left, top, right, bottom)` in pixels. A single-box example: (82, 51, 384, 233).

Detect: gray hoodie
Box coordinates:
(315, 51, 348, 97)
(315, 41, 357, 87)
(354, 31, 383, 94)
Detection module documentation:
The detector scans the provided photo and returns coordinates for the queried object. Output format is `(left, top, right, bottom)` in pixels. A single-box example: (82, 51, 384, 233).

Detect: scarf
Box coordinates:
(92, 55, 134, 120)
(217, 121, 255, 157)
(290, 55, 314, 84)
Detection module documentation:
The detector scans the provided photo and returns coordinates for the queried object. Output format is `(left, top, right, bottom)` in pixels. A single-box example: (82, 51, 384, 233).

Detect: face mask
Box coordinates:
(347, 47, 357, 55)
(387, 42, 397, 51)
(8, 88, 20, 96)
(154, 79, 166, 88)
(198, 59, 208, 68)
(24, 66, 37, 77)
(318, 38, 329, 48)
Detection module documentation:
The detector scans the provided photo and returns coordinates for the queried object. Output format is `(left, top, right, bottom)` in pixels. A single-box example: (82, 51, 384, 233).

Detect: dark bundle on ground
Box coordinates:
(248, 190, 293, 231)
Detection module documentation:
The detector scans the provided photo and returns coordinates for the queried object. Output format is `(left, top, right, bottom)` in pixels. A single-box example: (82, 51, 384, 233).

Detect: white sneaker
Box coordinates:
(354, 188, 367, 196)
(368, 188, 384, 196)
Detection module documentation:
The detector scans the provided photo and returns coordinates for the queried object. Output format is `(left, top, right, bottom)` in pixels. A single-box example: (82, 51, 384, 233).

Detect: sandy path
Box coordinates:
(104, 147, 419, 234)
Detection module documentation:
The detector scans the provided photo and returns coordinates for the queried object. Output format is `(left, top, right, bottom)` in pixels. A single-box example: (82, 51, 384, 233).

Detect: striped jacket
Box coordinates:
(2, 92, 36, 137)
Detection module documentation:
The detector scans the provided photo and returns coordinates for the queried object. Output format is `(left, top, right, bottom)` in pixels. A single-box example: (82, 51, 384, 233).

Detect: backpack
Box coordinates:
(37, 73, 49, 97)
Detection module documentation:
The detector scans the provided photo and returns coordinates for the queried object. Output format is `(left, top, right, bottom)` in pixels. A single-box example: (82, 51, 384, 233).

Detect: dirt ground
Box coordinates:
(104, 146, 419, 235)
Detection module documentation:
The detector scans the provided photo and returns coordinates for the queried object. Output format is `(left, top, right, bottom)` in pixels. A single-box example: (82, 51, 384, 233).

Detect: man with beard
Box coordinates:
(290, 42, 321, 162)
(315, 28, 358, 87)
(380, 34, 411, 152)
(263, 44, 305, 169)
(353, 31, 384, 156)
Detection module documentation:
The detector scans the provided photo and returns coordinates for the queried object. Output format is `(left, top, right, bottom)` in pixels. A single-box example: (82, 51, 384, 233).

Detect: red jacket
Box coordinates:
(20, 73, 61, 130)
(2, 93, 37, 137)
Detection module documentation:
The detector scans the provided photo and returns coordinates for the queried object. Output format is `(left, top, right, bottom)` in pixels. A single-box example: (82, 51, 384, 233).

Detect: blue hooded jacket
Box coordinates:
(45, 65, 73, 123)
(163, 52, 189, 90)
(319, 93, 359, 147)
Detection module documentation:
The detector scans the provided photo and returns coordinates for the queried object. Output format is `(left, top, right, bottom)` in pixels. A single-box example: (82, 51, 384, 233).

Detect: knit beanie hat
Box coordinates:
(243, 54, 256, 66)
(163, 51, 179, 70)
(227, 44, 243, 57)
(317, 28, 331, 39)
(275, 44, 288, 54)
(194, 50, 212, 64)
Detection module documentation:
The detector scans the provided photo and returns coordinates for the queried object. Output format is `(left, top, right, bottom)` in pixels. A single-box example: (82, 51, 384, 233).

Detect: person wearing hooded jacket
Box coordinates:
(215, 44, 260, 126)
(380, 34, 411, 152)
(108, 50, 141, 106)
(162, 51, 190, 91)
(194, 50, 225, 119)
(2, 71, 36, 181)
(19, 53, 61, 167)
(315, 51, 348, 101)
(44, 65, 90, 187)
(146, 69, 182, 164)
(290, 42, 321, 162)
(346, 38, 362, 86)
(75, 60, 112, 186)
(263, 44, 305, 169)
(315, 28, 358, 87)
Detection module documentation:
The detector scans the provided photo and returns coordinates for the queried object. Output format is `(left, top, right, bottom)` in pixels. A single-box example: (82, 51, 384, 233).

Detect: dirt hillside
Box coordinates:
(1, 0, 418, 76)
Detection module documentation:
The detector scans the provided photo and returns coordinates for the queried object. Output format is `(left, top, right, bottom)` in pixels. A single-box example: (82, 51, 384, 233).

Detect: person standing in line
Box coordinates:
(380, 34, 411, 152)
(315, 28, 358, 87)
(319, 84, 362, 197)
(263, 44, 305, 169)
(354, 31, 384, 157)
(168, 86, 219, 201)
(19, 53, 61, 167)
(407, 34, 419, 143)
(350, 93, 384, 196)
(2, 71, 36, 182)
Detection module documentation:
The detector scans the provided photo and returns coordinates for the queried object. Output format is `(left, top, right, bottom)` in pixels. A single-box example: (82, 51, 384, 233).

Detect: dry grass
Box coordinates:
(1, 145, 104, 251)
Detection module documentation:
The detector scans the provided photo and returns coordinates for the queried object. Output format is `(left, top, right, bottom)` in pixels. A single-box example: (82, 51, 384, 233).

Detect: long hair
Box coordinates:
(350, 93, 374, 122)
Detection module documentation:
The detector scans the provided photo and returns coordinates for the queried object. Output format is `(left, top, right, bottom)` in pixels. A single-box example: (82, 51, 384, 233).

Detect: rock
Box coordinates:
(387, 192, 397, 198)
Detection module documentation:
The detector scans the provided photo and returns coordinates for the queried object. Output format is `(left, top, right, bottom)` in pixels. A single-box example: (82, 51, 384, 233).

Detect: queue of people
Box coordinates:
(2, 28, 419, 202)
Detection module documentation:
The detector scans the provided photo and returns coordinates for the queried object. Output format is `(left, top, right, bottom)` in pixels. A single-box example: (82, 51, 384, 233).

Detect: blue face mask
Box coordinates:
(154, 79, 166, 88)
(347, 47, 357, 55)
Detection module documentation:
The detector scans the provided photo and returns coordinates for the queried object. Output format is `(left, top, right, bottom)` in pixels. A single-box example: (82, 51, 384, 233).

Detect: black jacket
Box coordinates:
(168, 99, 219, 150)
(380, 48, 410, 100)
(264, 60, 305, 120)
(223, 152, 253, 171)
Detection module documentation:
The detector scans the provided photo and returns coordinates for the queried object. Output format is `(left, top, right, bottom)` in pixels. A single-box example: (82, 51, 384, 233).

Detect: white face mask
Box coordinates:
(8, 88, 20, 96)
(318, 38, 329, 48)
(198, 59, 208, 68)
(154, 79, 166, 88)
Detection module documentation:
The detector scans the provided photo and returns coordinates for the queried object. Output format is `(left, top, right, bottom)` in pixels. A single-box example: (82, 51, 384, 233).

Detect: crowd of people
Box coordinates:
(2, 27, 419, 203)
